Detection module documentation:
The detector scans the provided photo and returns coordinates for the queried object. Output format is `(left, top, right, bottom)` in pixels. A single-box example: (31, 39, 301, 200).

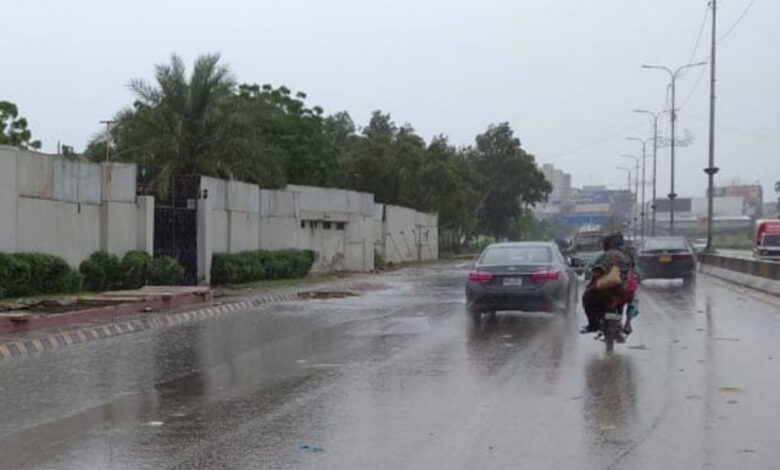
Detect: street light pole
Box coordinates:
(621, 154, 640, 241)
(642, 62, 707, 235)
(627, 137, 650, 243)
(99, 119, 116, 162)
(705, 0, 720, 252)
(632, 109, 669, 237)
(617, 167, 632, 234)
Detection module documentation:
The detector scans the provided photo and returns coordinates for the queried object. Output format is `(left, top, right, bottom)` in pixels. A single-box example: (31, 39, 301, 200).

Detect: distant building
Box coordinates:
(712, 184, 763, 218)
(541, 163, 572, 203)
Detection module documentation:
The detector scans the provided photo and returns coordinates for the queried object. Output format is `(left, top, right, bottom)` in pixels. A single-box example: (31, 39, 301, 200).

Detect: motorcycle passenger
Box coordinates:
(580, 233, 639, 336)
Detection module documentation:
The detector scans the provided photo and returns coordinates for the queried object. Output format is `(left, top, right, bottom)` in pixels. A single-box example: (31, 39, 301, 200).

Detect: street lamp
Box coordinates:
(621, 155, 640, 241)
(632, 109, 670, 237)
(642, 62, 707, 235)
(616, 167, 633, 237)
(626, 136, 651, 243)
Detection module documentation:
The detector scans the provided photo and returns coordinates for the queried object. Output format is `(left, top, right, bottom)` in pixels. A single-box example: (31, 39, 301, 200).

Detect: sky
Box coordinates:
(3, 0, 778, 201)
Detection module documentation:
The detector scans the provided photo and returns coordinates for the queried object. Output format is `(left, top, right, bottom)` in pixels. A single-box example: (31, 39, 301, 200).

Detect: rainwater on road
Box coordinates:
(1, 262, 779, 470)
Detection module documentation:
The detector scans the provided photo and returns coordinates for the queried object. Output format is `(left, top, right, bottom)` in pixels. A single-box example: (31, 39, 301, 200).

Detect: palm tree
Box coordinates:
(108, 53, 244, 201)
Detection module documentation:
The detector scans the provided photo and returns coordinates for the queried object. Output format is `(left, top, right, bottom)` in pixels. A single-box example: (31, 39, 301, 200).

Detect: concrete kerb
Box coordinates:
(701, 264, 780, 297)
(0, 291, 302, 362)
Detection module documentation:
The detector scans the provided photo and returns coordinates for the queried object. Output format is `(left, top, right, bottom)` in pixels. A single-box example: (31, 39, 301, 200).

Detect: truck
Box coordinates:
(753, 219, 780, 260)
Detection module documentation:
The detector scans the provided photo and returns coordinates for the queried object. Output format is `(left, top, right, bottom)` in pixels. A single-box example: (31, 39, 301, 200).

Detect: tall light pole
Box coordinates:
(621, 154, 640, 241)
(99, 119, 116, 162)
(632, 109, 669, 237)
(617, 167, 632, 234)
(626, 137, 650, 242)
(642, 61, 707, 235)
(705, 0, 720, 252)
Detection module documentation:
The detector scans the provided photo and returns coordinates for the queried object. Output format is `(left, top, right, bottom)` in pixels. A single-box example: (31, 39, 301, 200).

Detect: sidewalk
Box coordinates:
(0, 286, 212, 336)
(0, 271, 393, 361)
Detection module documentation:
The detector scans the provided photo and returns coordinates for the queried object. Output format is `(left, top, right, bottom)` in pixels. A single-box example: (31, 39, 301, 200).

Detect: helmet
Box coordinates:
(603, 232, 625, 251)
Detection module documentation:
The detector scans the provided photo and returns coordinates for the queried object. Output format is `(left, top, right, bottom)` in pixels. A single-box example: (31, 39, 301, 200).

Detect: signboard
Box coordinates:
(559, 215, 608, 226)
(654, 198, 692, 213)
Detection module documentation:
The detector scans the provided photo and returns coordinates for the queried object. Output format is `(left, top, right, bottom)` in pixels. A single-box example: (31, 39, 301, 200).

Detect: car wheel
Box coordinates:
(682, 274, 696, 286)
(467, 305, 482, 321)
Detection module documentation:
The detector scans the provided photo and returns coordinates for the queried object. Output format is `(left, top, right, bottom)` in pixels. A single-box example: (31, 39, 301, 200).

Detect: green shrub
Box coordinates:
(79, 251, 122, 291)
(0, 253, 32, 298)
(13, 253, 72, 295)
(0, 252, 81, 299)
(148, 257, 184, 285)
(210, 249, 315, 285)
(121, 250, 152, 289)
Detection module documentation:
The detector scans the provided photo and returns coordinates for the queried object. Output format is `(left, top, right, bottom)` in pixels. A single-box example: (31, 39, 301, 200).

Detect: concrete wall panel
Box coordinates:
(261, 189, 298, 217)
(211, 210, 229, 253)
(17, 152, 53, 198)
(53, 160, 102, 203)
(200, 177, 227, 210)
(0, 147, 18, 252)
(226, 181, 259, 213)
(16, 197, 101, 266)
(287, 185, 348, 213)
(101, 163, 136, 202)
(228, 211, 260, 252)
(102, 201, 138, 257)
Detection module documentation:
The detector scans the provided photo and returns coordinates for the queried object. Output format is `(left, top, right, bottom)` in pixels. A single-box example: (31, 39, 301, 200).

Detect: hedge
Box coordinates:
(0, 250, 185, 300)
(0, 252, 83, 299)
(211, 249, 315, 285)
(80, 251, 184, 290)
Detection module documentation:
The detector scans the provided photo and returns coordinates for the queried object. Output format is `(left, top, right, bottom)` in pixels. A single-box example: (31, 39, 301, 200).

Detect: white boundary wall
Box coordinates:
(378, 204, 439, 263)
(0, 145, 153, 266)
(198, 180, 380, 282)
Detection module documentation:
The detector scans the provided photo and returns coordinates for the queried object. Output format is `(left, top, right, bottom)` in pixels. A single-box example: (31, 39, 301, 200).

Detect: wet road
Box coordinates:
(2, 263, 780, 469)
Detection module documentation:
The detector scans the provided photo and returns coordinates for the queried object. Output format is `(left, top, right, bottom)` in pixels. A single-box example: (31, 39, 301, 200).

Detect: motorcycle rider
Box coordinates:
(580, 232, 639, 336)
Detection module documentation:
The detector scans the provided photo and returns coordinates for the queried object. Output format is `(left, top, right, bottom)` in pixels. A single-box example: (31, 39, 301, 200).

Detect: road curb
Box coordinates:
(0, 291, 301, 362)
(701, 264, 780, 297)
(0, 288, 212, 336)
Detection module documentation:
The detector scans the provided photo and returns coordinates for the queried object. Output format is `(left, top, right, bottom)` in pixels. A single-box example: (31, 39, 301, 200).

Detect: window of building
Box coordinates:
(300, 220, 306, 229)
(323, 221, 332, 230)
(336, 222, 346, 230)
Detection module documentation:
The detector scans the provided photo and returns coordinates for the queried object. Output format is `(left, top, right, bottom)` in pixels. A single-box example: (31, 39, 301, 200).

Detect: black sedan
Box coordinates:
(465, 242, 578, 319)
(636, 236, 696, 283)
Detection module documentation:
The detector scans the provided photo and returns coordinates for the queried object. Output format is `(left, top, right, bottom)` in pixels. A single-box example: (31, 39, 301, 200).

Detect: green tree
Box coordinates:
(470, 123, 551, 239)
(0, 101, 41, 149)
(86, 53, 244, 200)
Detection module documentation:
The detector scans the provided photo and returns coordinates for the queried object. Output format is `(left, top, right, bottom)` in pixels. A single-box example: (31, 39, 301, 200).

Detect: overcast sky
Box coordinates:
(3, 0, 778, 200)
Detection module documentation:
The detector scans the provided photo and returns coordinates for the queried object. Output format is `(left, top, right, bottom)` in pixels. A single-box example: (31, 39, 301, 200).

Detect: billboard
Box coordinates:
(559, 215, 608, 226)
(654, 198, 692, 213)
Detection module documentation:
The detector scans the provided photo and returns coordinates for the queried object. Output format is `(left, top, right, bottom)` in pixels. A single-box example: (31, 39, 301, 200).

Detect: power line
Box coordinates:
(719, 0, 759, 42)
(687, 5, 711, 64)
(545, 122, 646, 160)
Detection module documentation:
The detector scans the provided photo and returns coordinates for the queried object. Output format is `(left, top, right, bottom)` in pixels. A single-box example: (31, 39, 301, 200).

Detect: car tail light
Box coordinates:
(468, 271, 494, 283)
(531, 269, 561, 282)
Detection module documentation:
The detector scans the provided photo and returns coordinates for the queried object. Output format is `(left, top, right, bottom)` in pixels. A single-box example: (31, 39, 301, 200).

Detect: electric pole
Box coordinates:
(704, 0, 720, 252)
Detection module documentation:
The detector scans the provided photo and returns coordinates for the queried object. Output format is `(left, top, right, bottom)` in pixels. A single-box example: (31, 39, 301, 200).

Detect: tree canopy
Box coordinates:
(0, 101, 41, 150)
(84, 53, 552, 242)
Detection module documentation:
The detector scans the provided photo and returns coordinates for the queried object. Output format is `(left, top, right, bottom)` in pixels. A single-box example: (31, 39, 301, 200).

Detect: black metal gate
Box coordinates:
(154, 206, 198, 285)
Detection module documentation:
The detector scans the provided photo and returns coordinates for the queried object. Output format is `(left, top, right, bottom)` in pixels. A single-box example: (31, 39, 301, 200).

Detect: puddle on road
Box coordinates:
(298, 291, 359, 300)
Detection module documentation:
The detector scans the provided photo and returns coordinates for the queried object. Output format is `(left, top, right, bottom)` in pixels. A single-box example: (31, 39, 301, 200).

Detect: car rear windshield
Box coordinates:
(480, 246, 552, 265)
(573, 234, 604, 251)
(642, 238, 688, 251)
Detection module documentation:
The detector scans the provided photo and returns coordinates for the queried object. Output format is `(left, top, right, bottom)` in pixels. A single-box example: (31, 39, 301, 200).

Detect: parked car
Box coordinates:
(636, 236, 696, 283)
(465, 242, 578, 319)
(568, 231, 607, 274)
